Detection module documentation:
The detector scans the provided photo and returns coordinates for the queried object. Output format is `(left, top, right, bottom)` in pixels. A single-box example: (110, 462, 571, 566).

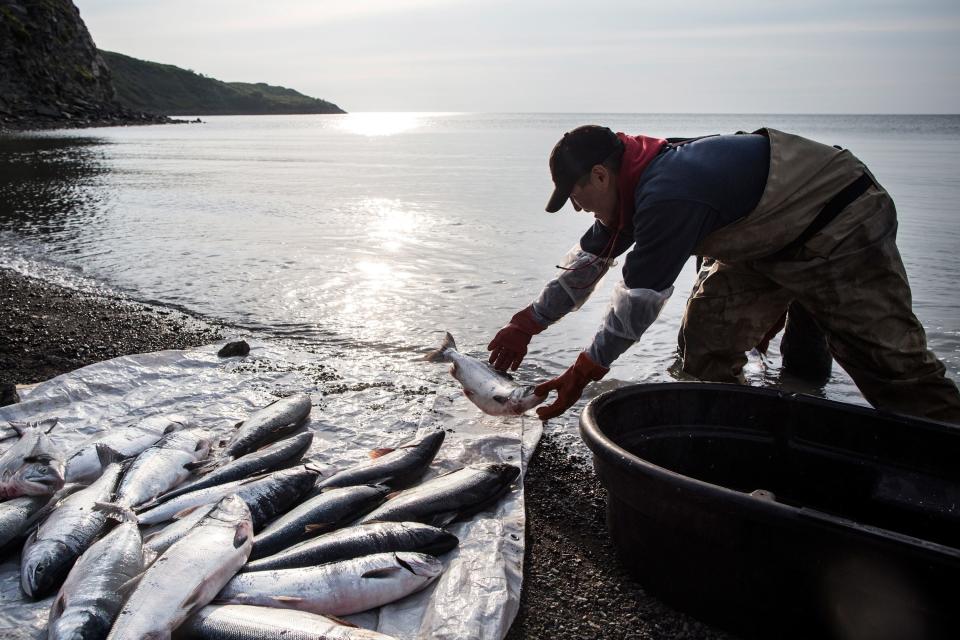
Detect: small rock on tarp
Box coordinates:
(217, 340, 250, 358)
(0, 383, 20, 407)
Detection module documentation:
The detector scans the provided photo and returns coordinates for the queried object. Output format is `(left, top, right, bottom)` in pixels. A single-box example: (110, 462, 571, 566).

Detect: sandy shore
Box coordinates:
(0, 266, 734, 640)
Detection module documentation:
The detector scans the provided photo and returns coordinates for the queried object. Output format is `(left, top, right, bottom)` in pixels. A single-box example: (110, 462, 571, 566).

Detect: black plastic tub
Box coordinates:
(580, 383, 960, 640)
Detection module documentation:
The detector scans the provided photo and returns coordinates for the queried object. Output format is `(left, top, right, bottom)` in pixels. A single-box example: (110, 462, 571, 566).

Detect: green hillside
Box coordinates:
(100, 50, 345, 115)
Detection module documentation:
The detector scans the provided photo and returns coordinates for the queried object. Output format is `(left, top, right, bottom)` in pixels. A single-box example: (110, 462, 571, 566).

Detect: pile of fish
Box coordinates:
(0, 392, 522, 639)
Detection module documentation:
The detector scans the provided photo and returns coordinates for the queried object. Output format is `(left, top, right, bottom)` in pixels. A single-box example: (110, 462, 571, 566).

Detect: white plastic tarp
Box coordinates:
(0, 341, 540, 639)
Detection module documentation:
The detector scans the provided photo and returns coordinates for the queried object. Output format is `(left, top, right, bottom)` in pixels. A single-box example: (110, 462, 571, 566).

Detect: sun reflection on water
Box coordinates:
(338, 113, 421, 137)
(363, 198, 421, 252)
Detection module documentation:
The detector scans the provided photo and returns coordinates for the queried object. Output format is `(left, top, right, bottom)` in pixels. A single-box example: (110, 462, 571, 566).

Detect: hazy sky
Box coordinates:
(74, 1, 960, 113)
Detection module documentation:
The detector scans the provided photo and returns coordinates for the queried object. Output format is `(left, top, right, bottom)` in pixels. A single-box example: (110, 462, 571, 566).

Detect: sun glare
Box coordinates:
(338, 112, 421, 137)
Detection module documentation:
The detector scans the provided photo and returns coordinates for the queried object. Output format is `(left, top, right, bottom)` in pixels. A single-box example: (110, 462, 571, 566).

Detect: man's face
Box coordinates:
(569, 165, 619, 228)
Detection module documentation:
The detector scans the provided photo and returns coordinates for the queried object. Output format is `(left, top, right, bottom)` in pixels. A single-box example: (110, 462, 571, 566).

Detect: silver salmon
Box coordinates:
(141, 502, 217, 563)
(358, 463, 520, 527)
(0, 495, 49, 551)
(424, 333, 544, 415)
(316, 429, 444, 491)
(243, 521, 458, 573)
(48, 505, 144, 640)
(136, 464, 321, 529)
(217, 552, 443, 616)
(106, 494, 254, 640)
(179, 604, 399, 639)
(156, 431, 313, 503)
(20, 446, 125, 598)
(211, 394, 312, 468)
(250, 484, 390, 559)
(65, 415, 186, 484)
(115, 429, 212, 508)
(0, 419, 65, 499)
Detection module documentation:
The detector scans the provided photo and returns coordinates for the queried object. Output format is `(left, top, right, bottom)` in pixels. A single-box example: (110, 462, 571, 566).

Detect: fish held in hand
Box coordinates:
(425, 333, 544, 416)
(0, 419, 65, 499)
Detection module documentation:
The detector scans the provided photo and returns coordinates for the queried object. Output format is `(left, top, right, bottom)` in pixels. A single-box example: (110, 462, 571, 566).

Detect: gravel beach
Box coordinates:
(0, 266, 735, 640)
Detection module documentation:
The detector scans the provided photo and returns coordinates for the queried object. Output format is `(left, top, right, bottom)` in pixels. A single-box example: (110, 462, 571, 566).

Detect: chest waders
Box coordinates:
(679, 129, 960, 424)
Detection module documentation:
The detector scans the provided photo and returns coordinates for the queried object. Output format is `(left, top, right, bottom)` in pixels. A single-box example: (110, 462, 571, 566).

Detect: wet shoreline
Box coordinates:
(0, 266, 732, 639)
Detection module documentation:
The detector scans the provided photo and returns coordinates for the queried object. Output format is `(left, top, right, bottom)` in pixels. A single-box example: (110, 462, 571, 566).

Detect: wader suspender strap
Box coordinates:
(769, 172, 875, 260)
(664, 134, 718, 150)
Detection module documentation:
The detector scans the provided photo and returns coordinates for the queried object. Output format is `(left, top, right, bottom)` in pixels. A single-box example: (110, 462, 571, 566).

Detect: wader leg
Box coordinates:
(789, 236, 960, 424)
(680, 261, 792, 383)
(781, 301, 832, 384)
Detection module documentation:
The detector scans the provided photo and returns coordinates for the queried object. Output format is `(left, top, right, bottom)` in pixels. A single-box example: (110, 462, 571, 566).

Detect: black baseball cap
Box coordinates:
(545, 125, 623, 213)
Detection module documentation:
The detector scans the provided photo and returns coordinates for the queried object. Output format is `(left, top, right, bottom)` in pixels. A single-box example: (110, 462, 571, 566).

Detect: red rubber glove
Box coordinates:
(487, 306, 545, 372)
(534, 352, 608, 421)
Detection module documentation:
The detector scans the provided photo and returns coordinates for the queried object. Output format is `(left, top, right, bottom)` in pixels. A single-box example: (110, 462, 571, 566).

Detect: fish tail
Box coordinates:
(185, 455, 228, 476)
(424, 332, 457, 363)
(93, 501, 138, 523)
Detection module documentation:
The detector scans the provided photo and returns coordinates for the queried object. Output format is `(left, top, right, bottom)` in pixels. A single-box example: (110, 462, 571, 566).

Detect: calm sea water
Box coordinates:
(1, 113, 959, 437)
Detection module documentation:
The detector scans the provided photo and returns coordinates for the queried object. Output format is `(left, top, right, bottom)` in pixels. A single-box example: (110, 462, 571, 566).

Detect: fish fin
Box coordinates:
(22, 501, 57, 531)
(234, 421, 244, 429)
(5, 421, 28, 437)
(39, 418, 59, 434)
(234, 528, 250, 548)
(304, 523, 331, 533)
(183, 459, 210, 471)
(325, 614, 359, 628)
(362, 566, 403, 579)
(272, 595, 304, 604)
(303, 461, 326, 475)
(95, 444, 125, 468)
(172, 505, 202, 520)
(492, 395, 509, 404)
(116, 572, 145, 598)
(433, 466, 465, 479)
(463, 388, 474, 398)
(423, 331, 456, 362)
(431, 512, 459, 528)
(162, 420, 185, 434)
(49, 592, 66, 620)
(93, 501, 137, 523)
(181, 584, 212, 612)
(369, 447, 394, 459)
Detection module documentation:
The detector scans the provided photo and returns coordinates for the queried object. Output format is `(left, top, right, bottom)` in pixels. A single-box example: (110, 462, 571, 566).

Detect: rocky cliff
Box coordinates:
(0, 0, 171, 129)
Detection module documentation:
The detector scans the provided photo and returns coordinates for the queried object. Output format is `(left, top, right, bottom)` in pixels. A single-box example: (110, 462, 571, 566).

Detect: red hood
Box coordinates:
(615, 133, 667, 229)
